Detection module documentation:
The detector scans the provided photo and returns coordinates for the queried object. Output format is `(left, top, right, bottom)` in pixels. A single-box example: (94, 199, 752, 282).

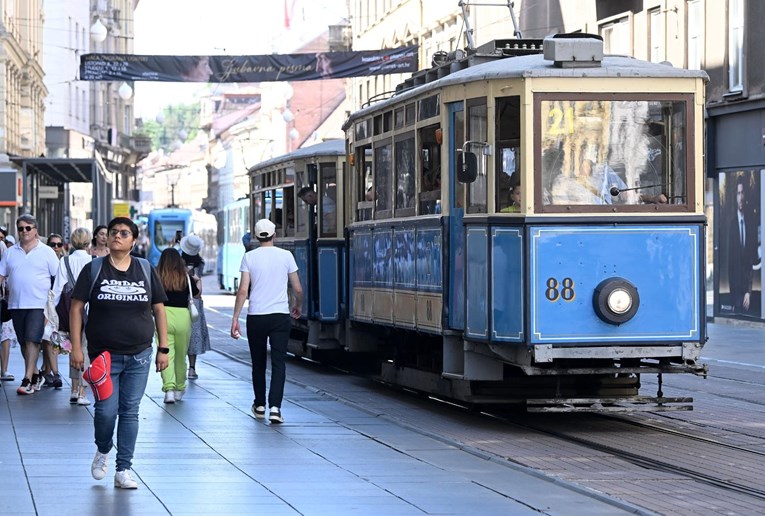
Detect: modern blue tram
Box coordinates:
(218, 198, 250, 294)
(248, 35, 709, 412)
(147, 208, 218, 274)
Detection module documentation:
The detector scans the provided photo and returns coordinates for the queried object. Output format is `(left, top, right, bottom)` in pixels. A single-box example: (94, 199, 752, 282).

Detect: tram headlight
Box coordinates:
(593, 278, 640, 325)
(607, 288, 632, 314)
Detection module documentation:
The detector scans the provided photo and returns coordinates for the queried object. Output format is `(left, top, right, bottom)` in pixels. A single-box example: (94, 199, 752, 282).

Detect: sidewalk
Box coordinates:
(0, 348, 637, 516)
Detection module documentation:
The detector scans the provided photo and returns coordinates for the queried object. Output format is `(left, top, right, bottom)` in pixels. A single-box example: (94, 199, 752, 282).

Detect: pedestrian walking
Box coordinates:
(156, 248, 195, 403)
(0, 214, 60, 395)
(179, 235, 210, 380)
(231, 219, 303, 424)
(68, 217, 169, 489)
(51, 227, 92, 405)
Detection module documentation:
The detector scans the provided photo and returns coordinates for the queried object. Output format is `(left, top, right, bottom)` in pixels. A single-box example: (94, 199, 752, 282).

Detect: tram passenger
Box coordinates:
(500, 172, 521, 213)
(68, 217, 168, 489)
(231, 218, 303, 424)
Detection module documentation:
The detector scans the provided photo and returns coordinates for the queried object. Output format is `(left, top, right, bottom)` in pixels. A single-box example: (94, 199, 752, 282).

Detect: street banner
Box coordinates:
(79, 47, 418, 83)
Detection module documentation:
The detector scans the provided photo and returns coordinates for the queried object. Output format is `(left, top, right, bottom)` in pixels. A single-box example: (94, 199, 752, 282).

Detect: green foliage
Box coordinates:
(138, 103, 201, 153)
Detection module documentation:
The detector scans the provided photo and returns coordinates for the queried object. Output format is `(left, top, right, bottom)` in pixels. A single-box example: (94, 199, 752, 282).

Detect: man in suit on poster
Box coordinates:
(727, 176, 757, 314)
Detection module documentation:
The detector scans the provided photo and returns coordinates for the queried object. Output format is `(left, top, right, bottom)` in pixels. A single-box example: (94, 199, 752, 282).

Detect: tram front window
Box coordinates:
(153, 221, 184, 251)
(539, 98, 689, 209)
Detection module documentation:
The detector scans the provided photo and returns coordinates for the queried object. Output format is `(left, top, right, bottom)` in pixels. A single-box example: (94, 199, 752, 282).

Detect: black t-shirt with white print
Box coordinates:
(71, 258, 167, 359)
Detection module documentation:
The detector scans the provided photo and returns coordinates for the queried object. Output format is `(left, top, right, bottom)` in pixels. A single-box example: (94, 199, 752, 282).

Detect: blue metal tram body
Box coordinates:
(248, 36, 708, 411)
(218, 197, 250, 294)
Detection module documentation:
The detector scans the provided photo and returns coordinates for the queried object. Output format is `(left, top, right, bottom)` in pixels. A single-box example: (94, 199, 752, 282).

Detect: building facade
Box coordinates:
(0, 0, 47, 229)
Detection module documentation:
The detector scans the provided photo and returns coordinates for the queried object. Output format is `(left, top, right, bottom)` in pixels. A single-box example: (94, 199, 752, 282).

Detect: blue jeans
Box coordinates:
(93, 347, 152, 472)
(246, 313, 290, 409)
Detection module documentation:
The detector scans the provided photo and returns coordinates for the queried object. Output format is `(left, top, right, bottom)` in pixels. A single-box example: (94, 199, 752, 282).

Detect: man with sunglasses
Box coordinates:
(0, 214, 60, 395)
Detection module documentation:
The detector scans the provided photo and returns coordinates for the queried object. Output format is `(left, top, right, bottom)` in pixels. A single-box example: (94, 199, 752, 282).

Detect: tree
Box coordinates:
(136, 103, 201, 153)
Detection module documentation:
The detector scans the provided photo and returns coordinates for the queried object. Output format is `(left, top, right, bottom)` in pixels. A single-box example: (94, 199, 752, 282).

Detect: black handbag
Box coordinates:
(1, 298, 10, 323)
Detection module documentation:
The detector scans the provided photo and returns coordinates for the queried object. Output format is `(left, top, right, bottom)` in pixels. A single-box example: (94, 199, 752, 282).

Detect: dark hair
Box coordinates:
(107, 217, 138, 239)
(47, 233, 63, 241)
(297, 186, 313, 198)
(92, 225, 109, 246)
(157, 247, 187, 292)
(182, 251, 204, 268)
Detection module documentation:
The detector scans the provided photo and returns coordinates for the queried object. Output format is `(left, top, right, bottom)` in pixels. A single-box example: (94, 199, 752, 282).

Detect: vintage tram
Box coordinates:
(249, 35, 708, 411)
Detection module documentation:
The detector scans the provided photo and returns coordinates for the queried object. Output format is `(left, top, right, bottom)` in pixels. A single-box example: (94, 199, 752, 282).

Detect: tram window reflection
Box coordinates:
(540, 98, 688, 209)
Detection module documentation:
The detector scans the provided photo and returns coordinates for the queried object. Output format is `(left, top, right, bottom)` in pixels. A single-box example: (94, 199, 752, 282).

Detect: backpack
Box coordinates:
(54, 256, 77, 332)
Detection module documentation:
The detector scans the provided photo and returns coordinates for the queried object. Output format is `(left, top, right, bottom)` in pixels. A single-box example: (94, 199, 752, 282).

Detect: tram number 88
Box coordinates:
(545, 277, 576, 302)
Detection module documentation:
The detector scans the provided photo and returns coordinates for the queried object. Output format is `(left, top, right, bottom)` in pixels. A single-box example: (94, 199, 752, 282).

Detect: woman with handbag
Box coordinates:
(179, 235, 210, 380)
(156, 248, 198, 403)
(51, 228, 93, 405)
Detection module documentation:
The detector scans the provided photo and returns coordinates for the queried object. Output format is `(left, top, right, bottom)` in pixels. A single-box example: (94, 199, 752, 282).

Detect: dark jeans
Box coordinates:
(246, 313, 290, 409)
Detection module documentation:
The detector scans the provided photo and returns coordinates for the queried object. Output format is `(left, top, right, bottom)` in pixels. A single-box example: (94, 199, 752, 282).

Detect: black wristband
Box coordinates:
(157, 347, 170, 354)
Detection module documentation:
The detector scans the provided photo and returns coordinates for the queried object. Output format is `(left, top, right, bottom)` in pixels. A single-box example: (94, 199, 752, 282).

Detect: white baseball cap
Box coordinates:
(5, 234, 16, 245)
(254, 219, 276, 239)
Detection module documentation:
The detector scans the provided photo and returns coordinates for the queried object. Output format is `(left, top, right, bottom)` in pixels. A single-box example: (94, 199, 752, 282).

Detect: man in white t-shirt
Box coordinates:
(231, 218, 303, 424)
(0, 214, 60, 395)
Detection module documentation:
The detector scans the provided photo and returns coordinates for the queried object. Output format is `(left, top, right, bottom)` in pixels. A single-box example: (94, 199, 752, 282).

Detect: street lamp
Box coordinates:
(90, 19, 107, 43)
(118, 82, 133, 100)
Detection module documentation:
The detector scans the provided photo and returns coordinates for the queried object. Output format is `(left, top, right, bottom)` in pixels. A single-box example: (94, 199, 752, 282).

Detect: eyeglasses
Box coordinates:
(109, 229, 132, 238)
(48, 242, 64, 248)
(17, 226, 34, 233)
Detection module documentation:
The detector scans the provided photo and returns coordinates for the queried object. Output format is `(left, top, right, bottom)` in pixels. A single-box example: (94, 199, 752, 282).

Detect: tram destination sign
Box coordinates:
(79, 47, 418, 83)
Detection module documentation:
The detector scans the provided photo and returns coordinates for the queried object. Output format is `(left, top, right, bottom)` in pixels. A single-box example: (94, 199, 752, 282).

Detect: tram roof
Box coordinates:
(345, 53, 709, 126)
(248, 139, 345, 174)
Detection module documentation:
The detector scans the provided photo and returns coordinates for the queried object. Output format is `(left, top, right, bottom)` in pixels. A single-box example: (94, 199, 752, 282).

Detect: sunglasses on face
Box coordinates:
(109, 229, 132, 238)
(48, 242, 64, 248)
(17, 226, 34, 233)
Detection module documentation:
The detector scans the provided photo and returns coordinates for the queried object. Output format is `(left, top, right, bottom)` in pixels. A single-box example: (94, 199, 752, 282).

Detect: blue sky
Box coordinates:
(133, 0, 348, 119)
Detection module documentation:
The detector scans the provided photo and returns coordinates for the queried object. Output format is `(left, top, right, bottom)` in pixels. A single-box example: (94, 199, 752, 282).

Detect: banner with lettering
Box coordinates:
(79, 47, 418, 82)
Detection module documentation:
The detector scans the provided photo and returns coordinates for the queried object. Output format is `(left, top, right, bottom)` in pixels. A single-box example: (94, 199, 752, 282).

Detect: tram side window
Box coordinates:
(540, 98, 688, 209)
(284, 186, 295, 237)
(419, 124, 441, 214)
(319, 163, 337, 237)
(395, 134, 415, 217)
(374, 142, 392, 219)
(466, 99, 487, 214)
(495, 96, 521, 213)
(356, 145, 373, 221)
(295, 169, 308, 235)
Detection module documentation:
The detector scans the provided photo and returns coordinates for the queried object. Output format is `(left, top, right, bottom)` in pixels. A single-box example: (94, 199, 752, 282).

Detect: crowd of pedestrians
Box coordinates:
(0, 213, 298, 490)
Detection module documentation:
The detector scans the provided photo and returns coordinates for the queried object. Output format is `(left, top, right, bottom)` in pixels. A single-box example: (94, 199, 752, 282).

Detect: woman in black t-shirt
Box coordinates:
(68, 217, 169, 490)
(156, 248, 197, 404)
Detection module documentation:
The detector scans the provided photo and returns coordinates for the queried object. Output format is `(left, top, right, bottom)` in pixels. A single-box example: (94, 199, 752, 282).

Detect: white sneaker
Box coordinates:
(174, 390, 184, 401)
(164, 391, 175, 404)
(114, 469, 138, 489)
(269, 406, 284, 424)
(252, 404, 266, 419)
(91, 451, 109, 480)
(77, 395, 91, 406)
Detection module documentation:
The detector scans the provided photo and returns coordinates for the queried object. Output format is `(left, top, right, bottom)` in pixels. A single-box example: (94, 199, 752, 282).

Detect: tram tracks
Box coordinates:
(494, 412, 765, 503)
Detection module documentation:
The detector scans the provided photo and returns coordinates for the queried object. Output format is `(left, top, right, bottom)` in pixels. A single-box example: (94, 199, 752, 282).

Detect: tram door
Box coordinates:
(448, 102, 466, 330)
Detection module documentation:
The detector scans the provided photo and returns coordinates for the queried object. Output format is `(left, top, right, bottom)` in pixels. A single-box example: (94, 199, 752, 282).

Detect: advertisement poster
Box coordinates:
(717, 170, 763, 319)
(79, 47, 418, 83)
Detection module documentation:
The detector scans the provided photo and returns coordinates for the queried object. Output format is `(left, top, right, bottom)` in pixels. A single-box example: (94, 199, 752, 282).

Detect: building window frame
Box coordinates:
(727, 0, 745, 94)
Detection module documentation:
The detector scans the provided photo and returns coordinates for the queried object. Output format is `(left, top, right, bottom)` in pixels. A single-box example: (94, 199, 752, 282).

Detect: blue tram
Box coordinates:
(249, 35, 708, 411)
(147, 208, 217, 274)
(218, 198, 250, 294)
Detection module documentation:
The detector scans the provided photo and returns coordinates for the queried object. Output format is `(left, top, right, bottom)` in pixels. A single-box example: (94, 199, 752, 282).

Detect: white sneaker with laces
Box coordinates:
(252, 404, 266, 419)
(174, 390, 184, 401)
(114, 469, 139, 489)
(91, 451, 109, 480)
(77, 395, 91, 406)
(164, 391, 175, 404)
